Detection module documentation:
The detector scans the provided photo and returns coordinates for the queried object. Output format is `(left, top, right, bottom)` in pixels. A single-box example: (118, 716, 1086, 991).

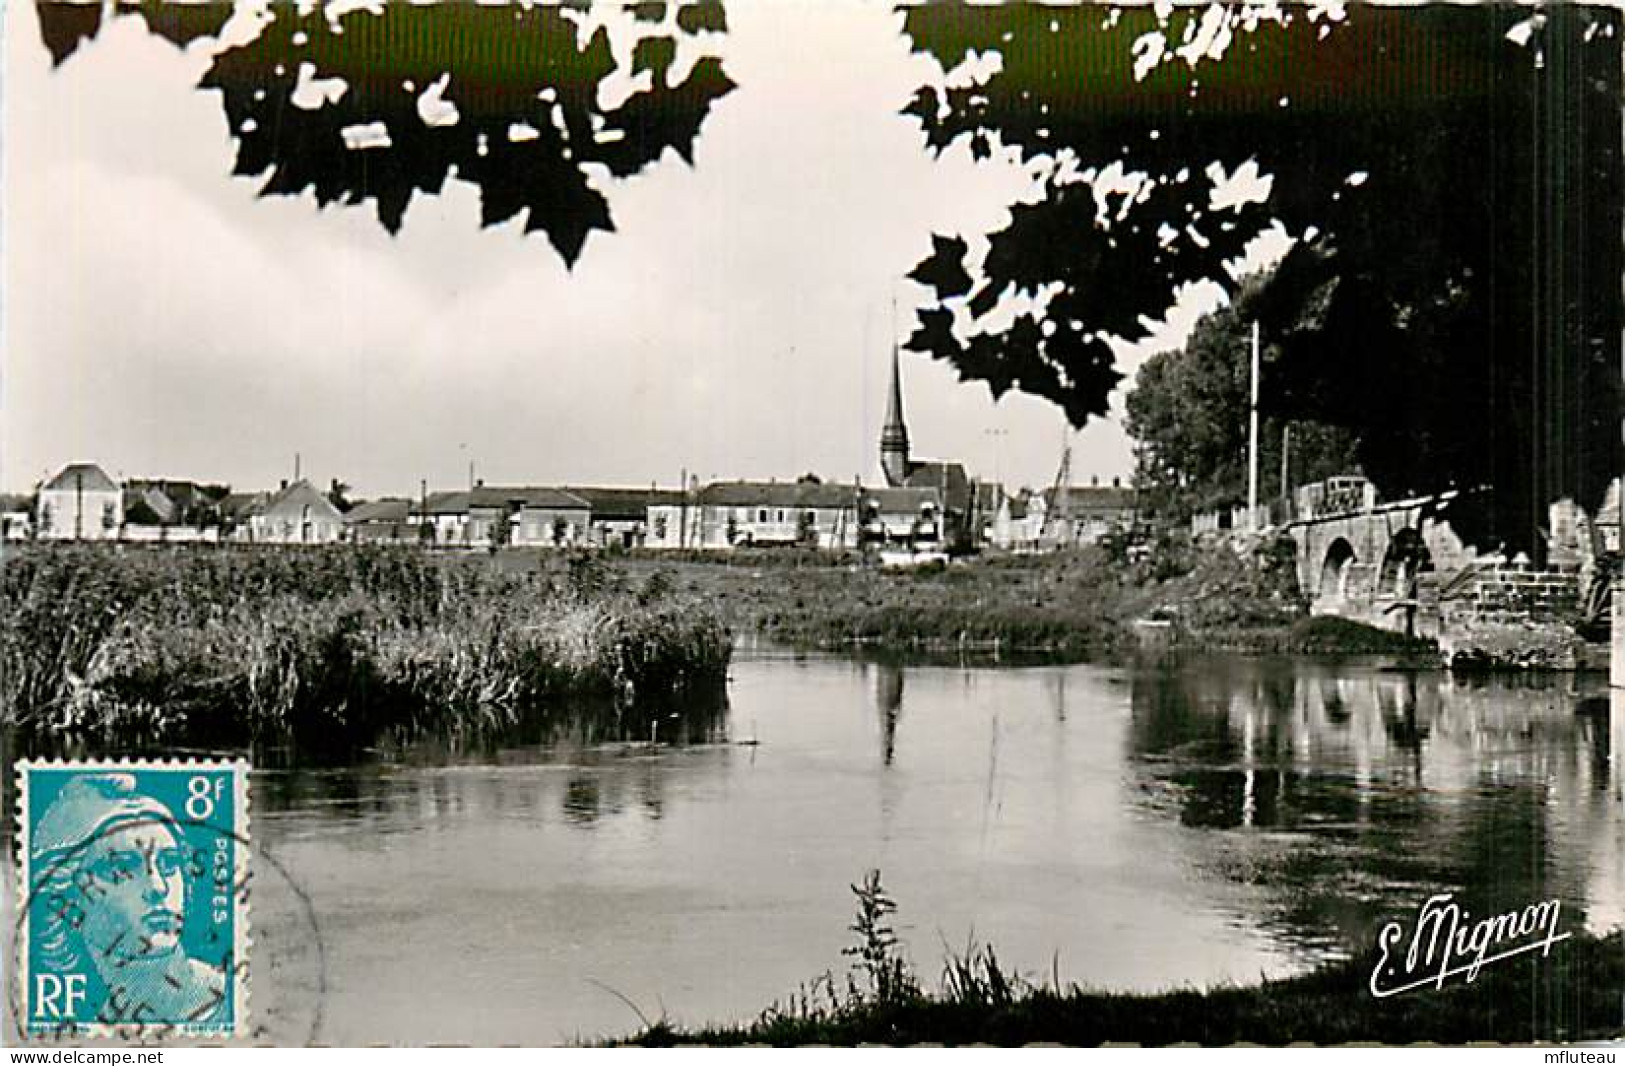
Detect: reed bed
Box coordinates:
(1, 544, 731, 748)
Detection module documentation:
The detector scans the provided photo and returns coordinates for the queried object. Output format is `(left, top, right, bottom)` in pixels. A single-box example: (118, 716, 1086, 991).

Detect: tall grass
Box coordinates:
(1, 544, 731, 749)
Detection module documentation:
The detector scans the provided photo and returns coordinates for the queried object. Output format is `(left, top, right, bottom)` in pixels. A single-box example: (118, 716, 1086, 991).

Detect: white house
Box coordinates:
(252, 480, 347, 544)
(36, 463, 122, 541)
(646, 481, 861, 550)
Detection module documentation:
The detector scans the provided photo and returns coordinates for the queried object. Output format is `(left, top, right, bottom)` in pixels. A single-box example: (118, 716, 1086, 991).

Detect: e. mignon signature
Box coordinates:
(1369, 893, 1571, 998)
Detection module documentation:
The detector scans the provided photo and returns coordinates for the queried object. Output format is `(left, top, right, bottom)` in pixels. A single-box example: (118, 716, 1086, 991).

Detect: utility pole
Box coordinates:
(985, 427, 1007, 489)
(1247, 319, 1261, 533)
(678, 467, 688, 549)
(1280, 423, 1292, 510)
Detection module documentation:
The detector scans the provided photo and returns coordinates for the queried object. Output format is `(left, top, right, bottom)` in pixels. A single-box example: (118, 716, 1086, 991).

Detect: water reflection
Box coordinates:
(1127, 658, 1622, 950)
(3, 652, 1622, 1043)
(874, 662, 903, 766)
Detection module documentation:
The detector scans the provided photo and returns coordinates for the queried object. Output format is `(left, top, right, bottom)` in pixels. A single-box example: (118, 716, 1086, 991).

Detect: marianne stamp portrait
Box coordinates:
(15, 761, 249, 1038)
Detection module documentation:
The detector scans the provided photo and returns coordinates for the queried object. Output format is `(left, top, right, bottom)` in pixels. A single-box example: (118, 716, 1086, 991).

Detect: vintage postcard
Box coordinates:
(3, 0, 1623, 1051)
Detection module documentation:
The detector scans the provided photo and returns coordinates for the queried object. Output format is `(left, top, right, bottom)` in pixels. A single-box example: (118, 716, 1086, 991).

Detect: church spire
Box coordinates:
(880, 334, 910, 487)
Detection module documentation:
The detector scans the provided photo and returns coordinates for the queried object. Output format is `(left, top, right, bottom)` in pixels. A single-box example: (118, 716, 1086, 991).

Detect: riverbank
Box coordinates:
(607, 539, 1437, 663)
(1, 544, 730, 751)
(619, 915, 1623, 1046)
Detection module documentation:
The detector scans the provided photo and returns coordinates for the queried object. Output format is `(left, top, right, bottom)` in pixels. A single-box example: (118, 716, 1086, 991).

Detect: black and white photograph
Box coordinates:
(2, 0, 1624, 1049)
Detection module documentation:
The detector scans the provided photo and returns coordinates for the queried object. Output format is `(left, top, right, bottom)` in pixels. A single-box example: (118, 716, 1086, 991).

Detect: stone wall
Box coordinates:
(1426, 564, 1587, 670)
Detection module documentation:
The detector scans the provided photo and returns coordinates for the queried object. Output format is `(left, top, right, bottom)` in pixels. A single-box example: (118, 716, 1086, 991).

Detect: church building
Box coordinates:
(876, 344, 975, 551)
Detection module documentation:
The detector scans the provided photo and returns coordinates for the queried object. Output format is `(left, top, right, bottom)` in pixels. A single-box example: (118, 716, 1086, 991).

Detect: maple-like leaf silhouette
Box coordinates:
(37, 1, 736, 265)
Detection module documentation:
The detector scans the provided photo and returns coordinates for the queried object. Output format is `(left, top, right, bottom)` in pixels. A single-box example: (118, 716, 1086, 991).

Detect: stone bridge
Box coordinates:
(1283, 485, 1474, 626)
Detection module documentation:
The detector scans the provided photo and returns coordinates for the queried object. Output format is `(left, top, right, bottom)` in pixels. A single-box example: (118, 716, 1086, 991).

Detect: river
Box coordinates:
(5, 647, 1624, 1043)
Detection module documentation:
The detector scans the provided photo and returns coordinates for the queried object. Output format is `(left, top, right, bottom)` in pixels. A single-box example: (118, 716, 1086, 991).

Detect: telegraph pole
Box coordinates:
(1280, 424, 1292, 507)
(1247, 320, 1261, 532)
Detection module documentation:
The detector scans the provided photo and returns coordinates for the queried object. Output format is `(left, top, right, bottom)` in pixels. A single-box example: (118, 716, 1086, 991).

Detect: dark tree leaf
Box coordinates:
(633, 35, 677, 86)
(43, 2, 734, 266)
(676, 2, 726, 36)
(38, 0, 232, 64)
(35, 1, 103, 66)
(627, 2, 667, 24)
(191, 4, 734, 263)
(906, 234, 973, 300)
(114, 0, 232, 51)
(903, 307, 960, 364)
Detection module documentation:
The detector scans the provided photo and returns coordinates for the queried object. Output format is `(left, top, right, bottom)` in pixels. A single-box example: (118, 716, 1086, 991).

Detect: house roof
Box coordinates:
(0, 493, 32, 514)
(468, 485, 589, 511)
(1045, 485, 1136, 514)
(861, 486, 942, 514)
(418, 491, 472, 515)
(697, 481, 859, 509)
(42, 463, 118, 494)
(123, 487, 178, 524)
(345, 498, 412, 524)
(218, 492, 269, 520)
(262, 480, 345, 523)
(125, 478, 208, 505)
(563, 486, 685, 519)
(904, 462, 971, 513)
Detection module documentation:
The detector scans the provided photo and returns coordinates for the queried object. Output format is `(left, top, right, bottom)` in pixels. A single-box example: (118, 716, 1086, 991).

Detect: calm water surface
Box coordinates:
(7, 647, 1624, 1043)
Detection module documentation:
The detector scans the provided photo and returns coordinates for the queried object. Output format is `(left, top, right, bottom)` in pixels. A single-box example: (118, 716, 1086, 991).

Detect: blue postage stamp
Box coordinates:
(15, 760, 250, 1038)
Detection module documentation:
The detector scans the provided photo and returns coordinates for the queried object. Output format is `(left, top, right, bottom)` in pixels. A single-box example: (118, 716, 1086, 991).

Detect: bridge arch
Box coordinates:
(1378, 527, 1431, 596)
(1319, 537, 1357, 603)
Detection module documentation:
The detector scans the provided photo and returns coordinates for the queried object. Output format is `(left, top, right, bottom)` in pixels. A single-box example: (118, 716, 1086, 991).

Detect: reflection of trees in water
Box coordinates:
(563, 775, 604, 825)
(1127, 659, 1616, 954)
(874, 661, 904, 767)
(240, 687, 732, 833)
(252, 741, 731, 839)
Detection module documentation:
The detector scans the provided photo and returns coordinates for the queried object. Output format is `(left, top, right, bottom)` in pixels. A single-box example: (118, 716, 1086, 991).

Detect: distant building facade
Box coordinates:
(1041, 480, 1137, 547)
(345, 498, 415, 543)
(564, 487, 684, 549)
(663, 480, 861, 550)
(252, 480, 346, 544)
(36, 463, 122, 540)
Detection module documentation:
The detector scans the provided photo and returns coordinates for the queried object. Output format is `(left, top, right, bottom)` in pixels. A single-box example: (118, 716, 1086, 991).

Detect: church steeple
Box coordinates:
(880, 339, 910, 487)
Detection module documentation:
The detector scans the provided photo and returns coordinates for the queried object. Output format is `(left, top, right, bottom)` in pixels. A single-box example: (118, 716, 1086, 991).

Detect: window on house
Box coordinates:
(758, 509, 768, 523)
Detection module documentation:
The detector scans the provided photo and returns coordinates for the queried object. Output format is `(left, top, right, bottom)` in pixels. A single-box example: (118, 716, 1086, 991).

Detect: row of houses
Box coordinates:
(989, 479, 1138, 551)
(9, 462, 1140, 553)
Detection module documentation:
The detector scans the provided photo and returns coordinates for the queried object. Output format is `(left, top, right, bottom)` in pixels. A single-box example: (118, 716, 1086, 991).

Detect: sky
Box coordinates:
(3, 1, 1263, 500)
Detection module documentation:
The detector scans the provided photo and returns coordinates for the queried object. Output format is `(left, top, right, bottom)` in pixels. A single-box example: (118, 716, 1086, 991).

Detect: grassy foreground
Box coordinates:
(618, 874, 1624, 1047)
(1, 544, 730, 749)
